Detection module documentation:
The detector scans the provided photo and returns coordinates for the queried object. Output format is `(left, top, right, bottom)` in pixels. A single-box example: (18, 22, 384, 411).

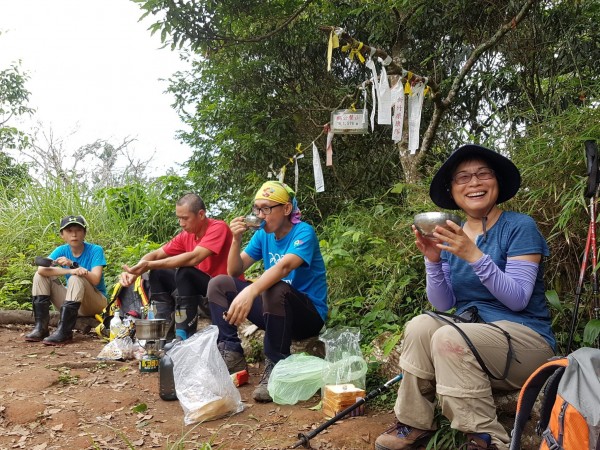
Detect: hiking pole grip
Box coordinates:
(289, 374, 403, 449)
(585, 140, 599, 198)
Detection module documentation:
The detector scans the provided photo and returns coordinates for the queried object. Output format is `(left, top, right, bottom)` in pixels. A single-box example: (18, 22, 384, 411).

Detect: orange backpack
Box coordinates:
(509, 347, 600, 450)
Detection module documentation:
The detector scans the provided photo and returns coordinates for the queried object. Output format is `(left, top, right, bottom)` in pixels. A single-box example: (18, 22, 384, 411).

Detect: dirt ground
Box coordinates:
(0, 324, 396, 450)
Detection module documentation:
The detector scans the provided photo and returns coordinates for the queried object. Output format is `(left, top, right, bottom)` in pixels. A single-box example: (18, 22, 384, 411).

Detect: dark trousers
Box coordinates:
(148, 267, 211, 298)
(207, 274, 325, 364)
(149, 267, 212, 339)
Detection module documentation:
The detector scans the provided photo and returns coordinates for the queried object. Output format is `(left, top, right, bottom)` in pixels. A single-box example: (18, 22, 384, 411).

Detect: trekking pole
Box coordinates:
(567, 140, 600, 353)
(290, 374, 403, 449)
(567, 196, 595, 354)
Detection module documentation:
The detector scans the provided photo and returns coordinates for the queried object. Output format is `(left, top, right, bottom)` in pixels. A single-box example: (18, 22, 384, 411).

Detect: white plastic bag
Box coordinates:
(320, 326, 368, 389)
(96, 336, 134, 360)
(169, 325, 244, 424)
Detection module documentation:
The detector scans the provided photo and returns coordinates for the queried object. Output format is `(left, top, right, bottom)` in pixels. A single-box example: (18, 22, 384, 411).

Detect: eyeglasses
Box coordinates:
(452, 168, 495, 185)
(252, 204, 284, 216)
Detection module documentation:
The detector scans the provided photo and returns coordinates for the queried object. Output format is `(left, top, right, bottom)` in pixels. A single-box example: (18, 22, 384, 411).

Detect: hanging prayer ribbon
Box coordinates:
(391, 80, 405, 143)
(365, 58, 378, 131)
(341, 41, 365, 64)
(404, 71, 413, 94)
(294, 153, 304, 193)
(408, 79, 427, 154)
(278, 165, 286, 183)
(324, 124, 334, 166)
(381, 55, 393, 66)
(327, 30, 339, 72)
(362, 87, 369, 134)
(312, 142, 325, 192)
(377, 58, 392, 125)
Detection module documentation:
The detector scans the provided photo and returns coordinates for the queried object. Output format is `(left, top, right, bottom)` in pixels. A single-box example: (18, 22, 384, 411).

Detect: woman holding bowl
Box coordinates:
(375, 144, 555, 450)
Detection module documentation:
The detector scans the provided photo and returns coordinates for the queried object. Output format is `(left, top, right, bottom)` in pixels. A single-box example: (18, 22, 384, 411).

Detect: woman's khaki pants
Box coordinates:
(394, 314, 554, 449)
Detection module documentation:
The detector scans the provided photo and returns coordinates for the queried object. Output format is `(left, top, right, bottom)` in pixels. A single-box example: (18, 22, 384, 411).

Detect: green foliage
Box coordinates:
(425, 413, 466, 449)
(319, 198, 430, 344)
(0, 178, 175, 308)
(0, 152, 30, 195)
(95, 174, 193, 244)
(511, 103, 600, 354)
(0, 254, 34, 308)
(0, 62, 34, 151)
(56, 367, 80, 385)
(583, 319, 600, 347)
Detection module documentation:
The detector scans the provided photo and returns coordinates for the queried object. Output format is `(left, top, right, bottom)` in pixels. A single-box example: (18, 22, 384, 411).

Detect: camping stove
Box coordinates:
(135, 319, 168, 373)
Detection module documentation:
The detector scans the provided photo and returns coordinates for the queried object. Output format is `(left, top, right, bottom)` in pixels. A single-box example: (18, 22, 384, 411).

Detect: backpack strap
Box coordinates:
(110, 282, 124, 314)
(134, 276, 150, 307)
(509, 358, 568, 450)
(536, 366, 566, 435)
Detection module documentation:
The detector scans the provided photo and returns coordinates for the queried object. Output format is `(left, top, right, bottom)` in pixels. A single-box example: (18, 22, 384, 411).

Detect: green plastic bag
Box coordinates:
(268, 354, 327, 405)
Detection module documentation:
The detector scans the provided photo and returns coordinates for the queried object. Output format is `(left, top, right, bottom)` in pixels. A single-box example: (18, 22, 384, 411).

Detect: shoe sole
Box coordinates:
(42, 338, 73, 346)
(375, 435, 431, 450)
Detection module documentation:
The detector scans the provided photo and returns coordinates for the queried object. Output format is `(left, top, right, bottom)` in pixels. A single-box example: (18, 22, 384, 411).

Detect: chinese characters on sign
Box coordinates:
(330, 109, 368, 134)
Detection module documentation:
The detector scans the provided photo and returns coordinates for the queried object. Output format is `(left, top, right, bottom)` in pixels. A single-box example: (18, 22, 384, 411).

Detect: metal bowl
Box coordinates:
(134, 319, 169, 340)
(243, 214, 264, 230)
(414, 212, 462, 238)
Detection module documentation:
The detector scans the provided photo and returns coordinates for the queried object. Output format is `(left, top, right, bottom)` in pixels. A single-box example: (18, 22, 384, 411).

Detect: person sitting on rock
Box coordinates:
(208, 181, 328, 403)
(25, 215, 107, 345)
(120, 193, 233, 340)
(375, 144, 556, 450)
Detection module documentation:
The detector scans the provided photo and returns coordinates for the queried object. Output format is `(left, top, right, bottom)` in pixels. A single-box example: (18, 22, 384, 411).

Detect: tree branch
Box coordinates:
(318, 26, 437, 93)
(166, 0, 316, 50)
(420, 0, 538, 152)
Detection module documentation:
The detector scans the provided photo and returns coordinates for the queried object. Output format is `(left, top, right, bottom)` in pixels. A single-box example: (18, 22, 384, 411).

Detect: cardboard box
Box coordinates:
(322, 384, 366, 418)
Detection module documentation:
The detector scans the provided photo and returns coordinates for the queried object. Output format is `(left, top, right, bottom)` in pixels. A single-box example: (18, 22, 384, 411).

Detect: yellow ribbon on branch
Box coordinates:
(327, 30, 340, 72)
(341, 41, 365, 64)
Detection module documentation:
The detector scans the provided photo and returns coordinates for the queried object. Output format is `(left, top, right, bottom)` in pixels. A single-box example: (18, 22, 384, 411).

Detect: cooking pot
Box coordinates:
(135, 319, 169, 340)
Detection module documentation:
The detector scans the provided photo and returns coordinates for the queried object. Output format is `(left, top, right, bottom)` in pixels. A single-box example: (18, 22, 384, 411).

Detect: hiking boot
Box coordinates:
(43, 301, 80, 345)
(460, 433, 498, 450)
(375, 422, 434, 450)
(217, 341, 247, 373)
(252, 358, 275, 403)
(24, 295, 51, 341)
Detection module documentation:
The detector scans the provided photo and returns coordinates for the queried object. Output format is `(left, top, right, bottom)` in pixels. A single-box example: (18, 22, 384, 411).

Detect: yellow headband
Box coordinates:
(255, 181, 293, 204)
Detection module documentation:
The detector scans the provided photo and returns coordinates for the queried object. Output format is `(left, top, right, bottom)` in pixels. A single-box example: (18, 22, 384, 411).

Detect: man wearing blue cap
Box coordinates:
(25, 215, 107, 345)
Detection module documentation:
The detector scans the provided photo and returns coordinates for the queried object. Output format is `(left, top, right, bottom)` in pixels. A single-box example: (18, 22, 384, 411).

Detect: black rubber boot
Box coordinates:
(43, 301, 80, 345)
(174, 295, 201, 340)
(24, 295, 51, 341)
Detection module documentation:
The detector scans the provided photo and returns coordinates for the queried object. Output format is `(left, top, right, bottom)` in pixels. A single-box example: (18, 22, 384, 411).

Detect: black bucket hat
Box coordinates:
(429, 144, 521, 210)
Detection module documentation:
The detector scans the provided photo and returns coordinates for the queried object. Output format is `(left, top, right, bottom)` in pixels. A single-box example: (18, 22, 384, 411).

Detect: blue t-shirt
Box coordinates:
(50, 242, 107, 296)
(244, 221, 328, 321)
(441, 211, 555, 350)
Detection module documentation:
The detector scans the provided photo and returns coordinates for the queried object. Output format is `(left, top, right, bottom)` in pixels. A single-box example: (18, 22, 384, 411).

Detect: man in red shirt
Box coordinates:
(120, 193, 233, 340)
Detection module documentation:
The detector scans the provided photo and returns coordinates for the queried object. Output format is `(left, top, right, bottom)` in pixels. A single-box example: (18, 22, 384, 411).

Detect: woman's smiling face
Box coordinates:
(450, 158, 499, 215)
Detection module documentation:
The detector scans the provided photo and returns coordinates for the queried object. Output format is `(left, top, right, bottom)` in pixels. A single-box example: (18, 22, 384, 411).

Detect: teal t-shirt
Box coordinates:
(244, 221, 328, 321)
(50, 242, 107, 296)
(441, 211, 555, 351)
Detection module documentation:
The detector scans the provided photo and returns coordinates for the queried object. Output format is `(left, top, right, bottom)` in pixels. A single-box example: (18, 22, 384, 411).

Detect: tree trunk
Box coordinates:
(0, 309, 99, 333)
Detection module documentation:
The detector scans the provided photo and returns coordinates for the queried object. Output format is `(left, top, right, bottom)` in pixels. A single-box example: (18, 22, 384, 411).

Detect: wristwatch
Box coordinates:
(70, 262, 79, 269)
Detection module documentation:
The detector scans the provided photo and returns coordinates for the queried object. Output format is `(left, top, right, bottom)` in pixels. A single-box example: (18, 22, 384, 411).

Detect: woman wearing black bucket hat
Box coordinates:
(375, 145, 556, 450)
